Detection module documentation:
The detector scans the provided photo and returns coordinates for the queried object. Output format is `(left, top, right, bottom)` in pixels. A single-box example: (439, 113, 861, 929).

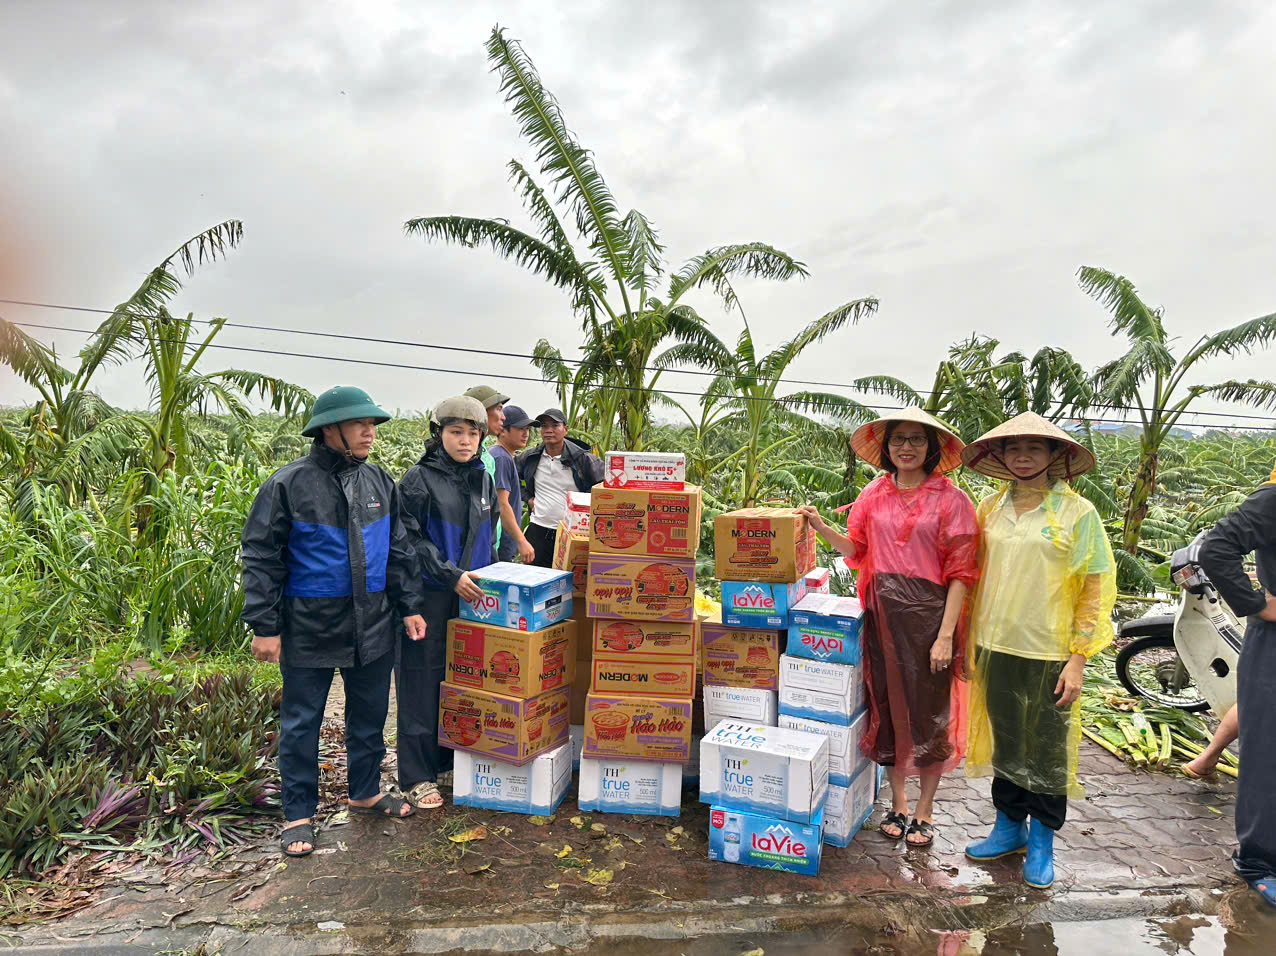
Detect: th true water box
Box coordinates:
(703, 685, 778, 732)
(786, 593, 864, 666)
(578, 758, 682, 816)
(823, 760, 878, 847)
(458, 563, 573, 632)
(452, 741, 572, 816)
(699, 720, 829, 823)
(778, 655, 863, 726)
(778, 708, 867, 787)
(708, 805, 825, 876)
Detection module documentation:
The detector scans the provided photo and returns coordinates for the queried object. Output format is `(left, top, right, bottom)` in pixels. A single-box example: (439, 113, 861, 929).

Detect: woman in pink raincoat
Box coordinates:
(801, 408, 979, 847)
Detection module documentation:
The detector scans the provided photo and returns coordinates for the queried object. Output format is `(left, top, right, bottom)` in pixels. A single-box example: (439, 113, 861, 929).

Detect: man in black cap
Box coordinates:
(492, 404, 536, 562)
(517, 408, 604, 567)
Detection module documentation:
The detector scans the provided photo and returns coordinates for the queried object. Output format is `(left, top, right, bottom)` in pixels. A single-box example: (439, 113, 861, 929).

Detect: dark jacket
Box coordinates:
(517, 437, 604, 502)
(398, 442, 499, 592)
(240, 440, 425, 668)
(1200, 481, 1276, 620)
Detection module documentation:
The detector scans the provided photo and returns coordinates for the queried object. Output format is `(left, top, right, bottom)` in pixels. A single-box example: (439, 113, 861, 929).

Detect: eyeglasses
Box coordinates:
(888, 434, 928, 448)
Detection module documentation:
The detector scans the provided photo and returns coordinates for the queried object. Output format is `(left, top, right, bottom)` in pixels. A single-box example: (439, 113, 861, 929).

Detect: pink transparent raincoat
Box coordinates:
(845, 472, 980, 777)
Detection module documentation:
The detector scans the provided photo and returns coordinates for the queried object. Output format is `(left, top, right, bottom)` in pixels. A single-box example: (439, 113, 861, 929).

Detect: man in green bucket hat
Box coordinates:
(241, 385, 427, 858)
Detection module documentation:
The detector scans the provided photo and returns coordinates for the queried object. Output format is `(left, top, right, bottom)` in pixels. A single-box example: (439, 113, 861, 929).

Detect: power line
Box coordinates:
(4, 296, 1276, 425)
(7, 315, 1276, 433)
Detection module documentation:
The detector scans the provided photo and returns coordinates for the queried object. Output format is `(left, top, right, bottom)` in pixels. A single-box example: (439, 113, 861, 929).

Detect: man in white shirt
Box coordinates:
(516, 408, 603, 566)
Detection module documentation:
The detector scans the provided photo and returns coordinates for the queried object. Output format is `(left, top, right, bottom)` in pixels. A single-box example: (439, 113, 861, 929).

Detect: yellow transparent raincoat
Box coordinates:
(964, 481, 1116, 798)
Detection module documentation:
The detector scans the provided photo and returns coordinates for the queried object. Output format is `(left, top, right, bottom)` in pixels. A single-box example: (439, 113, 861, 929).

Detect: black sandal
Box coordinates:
(280, 822, 316, 857)
(880, 810, 908, 840)
(349, 792, 415, 818)
(905, 818, 936, 847)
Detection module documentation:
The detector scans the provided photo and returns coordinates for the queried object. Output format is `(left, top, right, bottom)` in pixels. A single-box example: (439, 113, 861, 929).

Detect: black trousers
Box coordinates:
(992, 776, 1067, 831)
(1234, 617, 1276, 882)
(395, 590, 456, 789)
(526, 521, 557, 568)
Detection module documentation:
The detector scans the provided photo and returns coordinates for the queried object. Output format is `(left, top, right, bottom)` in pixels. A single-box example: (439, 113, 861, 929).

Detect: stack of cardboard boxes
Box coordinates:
(438, 563, 577, 816)
(574, 452, 701, 817)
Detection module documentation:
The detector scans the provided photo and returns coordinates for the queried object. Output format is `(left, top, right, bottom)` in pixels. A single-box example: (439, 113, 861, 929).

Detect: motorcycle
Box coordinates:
(1115, 531, 1242, 714)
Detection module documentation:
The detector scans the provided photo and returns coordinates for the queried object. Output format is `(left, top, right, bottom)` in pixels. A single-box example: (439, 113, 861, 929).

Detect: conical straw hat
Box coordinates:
(962, 411, 1096, 480)
(851, 407, 965, 473)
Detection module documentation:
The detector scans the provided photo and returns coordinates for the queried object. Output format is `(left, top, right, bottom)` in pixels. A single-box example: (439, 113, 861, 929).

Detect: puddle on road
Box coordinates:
(546, 911, 1274, 956)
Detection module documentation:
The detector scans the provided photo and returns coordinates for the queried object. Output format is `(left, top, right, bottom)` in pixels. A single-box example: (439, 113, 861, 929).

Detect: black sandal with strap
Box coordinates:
(905, 818, 937, 847)
(280, 822, 316, 857)
(349, 792, 415, 818)
(880, 810, 908, 841)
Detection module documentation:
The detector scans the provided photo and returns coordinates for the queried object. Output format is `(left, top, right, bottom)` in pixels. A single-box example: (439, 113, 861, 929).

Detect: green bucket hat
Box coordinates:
(301, 386, 392, 437)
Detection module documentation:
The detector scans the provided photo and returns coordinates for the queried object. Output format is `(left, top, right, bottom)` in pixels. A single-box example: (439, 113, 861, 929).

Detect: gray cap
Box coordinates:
(464, 385, 511, 409)
(433, 395, 489, 437)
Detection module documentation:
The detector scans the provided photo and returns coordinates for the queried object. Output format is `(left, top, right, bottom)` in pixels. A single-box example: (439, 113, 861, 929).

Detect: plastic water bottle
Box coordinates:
(723, 813, 742, 863)
(505, 585, 521, 629)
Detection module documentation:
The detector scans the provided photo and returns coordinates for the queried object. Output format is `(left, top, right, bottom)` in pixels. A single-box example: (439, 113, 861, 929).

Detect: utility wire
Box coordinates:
(4, 296, 1276, 426)
(7, 315, 1276, 433)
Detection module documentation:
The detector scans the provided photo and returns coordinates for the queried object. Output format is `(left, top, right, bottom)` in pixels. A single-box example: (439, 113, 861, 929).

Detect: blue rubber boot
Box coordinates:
(1023, 817, 1056, 889)
(965, 810, 1028, 861)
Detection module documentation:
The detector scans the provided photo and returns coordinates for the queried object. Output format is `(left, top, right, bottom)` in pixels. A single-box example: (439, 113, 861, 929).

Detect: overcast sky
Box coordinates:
(2, 0, 1274, 431)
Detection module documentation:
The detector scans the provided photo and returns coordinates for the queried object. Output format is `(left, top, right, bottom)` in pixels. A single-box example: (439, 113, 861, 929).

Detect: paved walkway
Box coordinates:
(7, 726, 1249, 954)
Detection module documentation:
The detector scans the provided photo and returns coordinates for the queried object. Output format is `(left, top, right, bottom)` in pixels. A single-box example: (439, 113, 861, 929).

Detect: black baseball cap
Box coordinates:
(536, 408, 567, 426)
(502, 404, 535, 429)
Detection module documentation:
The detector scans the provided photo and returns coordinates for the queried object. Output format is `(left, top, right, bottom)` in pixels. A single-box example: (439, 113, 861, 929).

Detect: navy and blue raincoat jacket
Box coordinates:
(240, 440, 425, 668)
(397, 442, 499, 594)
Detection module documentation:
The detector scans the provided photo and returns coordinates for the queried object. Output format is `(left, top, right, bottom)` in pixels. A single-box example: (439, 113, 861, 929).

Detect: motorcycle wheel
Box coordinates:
(1115, 634, 1211, 712)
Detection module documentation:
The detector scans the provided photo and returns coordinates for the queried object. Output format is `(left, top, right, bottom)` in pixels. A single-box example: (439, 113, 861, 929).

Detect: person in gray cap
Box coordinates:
(517, 408, 604, 567)
(241, 386, 427, 857)
(491, 404, 536, 562)
(464, 385, 510, 552)
(395, 395, 499, 809)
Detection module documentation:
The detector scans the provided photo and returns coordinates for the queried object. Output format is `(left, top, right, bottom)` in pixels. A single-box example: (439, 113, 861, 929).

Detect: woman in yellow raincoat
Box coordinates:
(961, 412, 1116, 889)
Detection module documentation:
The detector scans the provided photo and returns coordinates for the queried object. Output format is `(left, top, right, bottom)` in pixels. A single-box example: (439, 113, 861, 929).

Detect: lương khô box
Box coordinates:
(452, 742, 572, 816)
(708, 805, 825, 875)
(445, 617, 576, 698)
(588, 484, 702, 560)
(602, 450, 686, 489)
(787, 593, 864, 666)
(803, 566, 831, 594)
(586, 555, 696, 622)
(700, 621, 781, 690)
(778, 654, 864, 727)
(438, 682, 570, 765)
(565, 492, 592, 535)
(719, 579, 808, 629)
(699, 720, 829, 823)
(583, 693, 693, 762)
(578, 757, 682, 816)
(457, 562, 573, 632)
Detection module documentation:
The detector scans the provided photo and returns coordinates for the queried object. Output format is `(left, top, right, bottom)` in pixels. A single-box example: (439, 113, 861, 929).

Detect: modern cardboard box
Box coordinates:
(713, 508, 817, 583)
(778, 709, 867, 787)
(458, 563, 573, 632)
(720, 579, 808, 629)
(586, 555, 696, 622)
(445, 618, 576, 698)
(699, 720, 829, 823)
(778, 655, 864, 727)
(593, 619, 697, 659)
(591, 655, 696, 698)
(565, 492, 592, 534)
(588, 485, 702, 559)
(583, 693, 693, 762)
(703, 685, 777, 731)
(552, 521, 590, 597)
(701, 622, 782, 690)
(452, 742, 572, 816)
(787, 594, 865, 666)
(579, 757, 682, 816)
(823, 761, 878, 847)
(708, 805, 824, 876)
(804, 567, 831, 594)
(438, 682, 570, 765)
(602, 450, 686, 489)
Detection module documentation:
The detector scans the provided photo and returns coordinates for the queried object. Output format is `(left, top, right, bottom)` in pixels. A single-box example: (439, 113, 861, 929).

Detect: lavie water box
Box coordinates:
(458, 563, 573, 632)
(699, 720, 829, 824)
(708, 805, 825, 876)
(720, 579, 808, 629)
(787, 594, 864, 665)
(578, 758, 682, 816)
(452, 742, 572, 816)
(779, 709, 867, 787)
(778, 655, 863, 726)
